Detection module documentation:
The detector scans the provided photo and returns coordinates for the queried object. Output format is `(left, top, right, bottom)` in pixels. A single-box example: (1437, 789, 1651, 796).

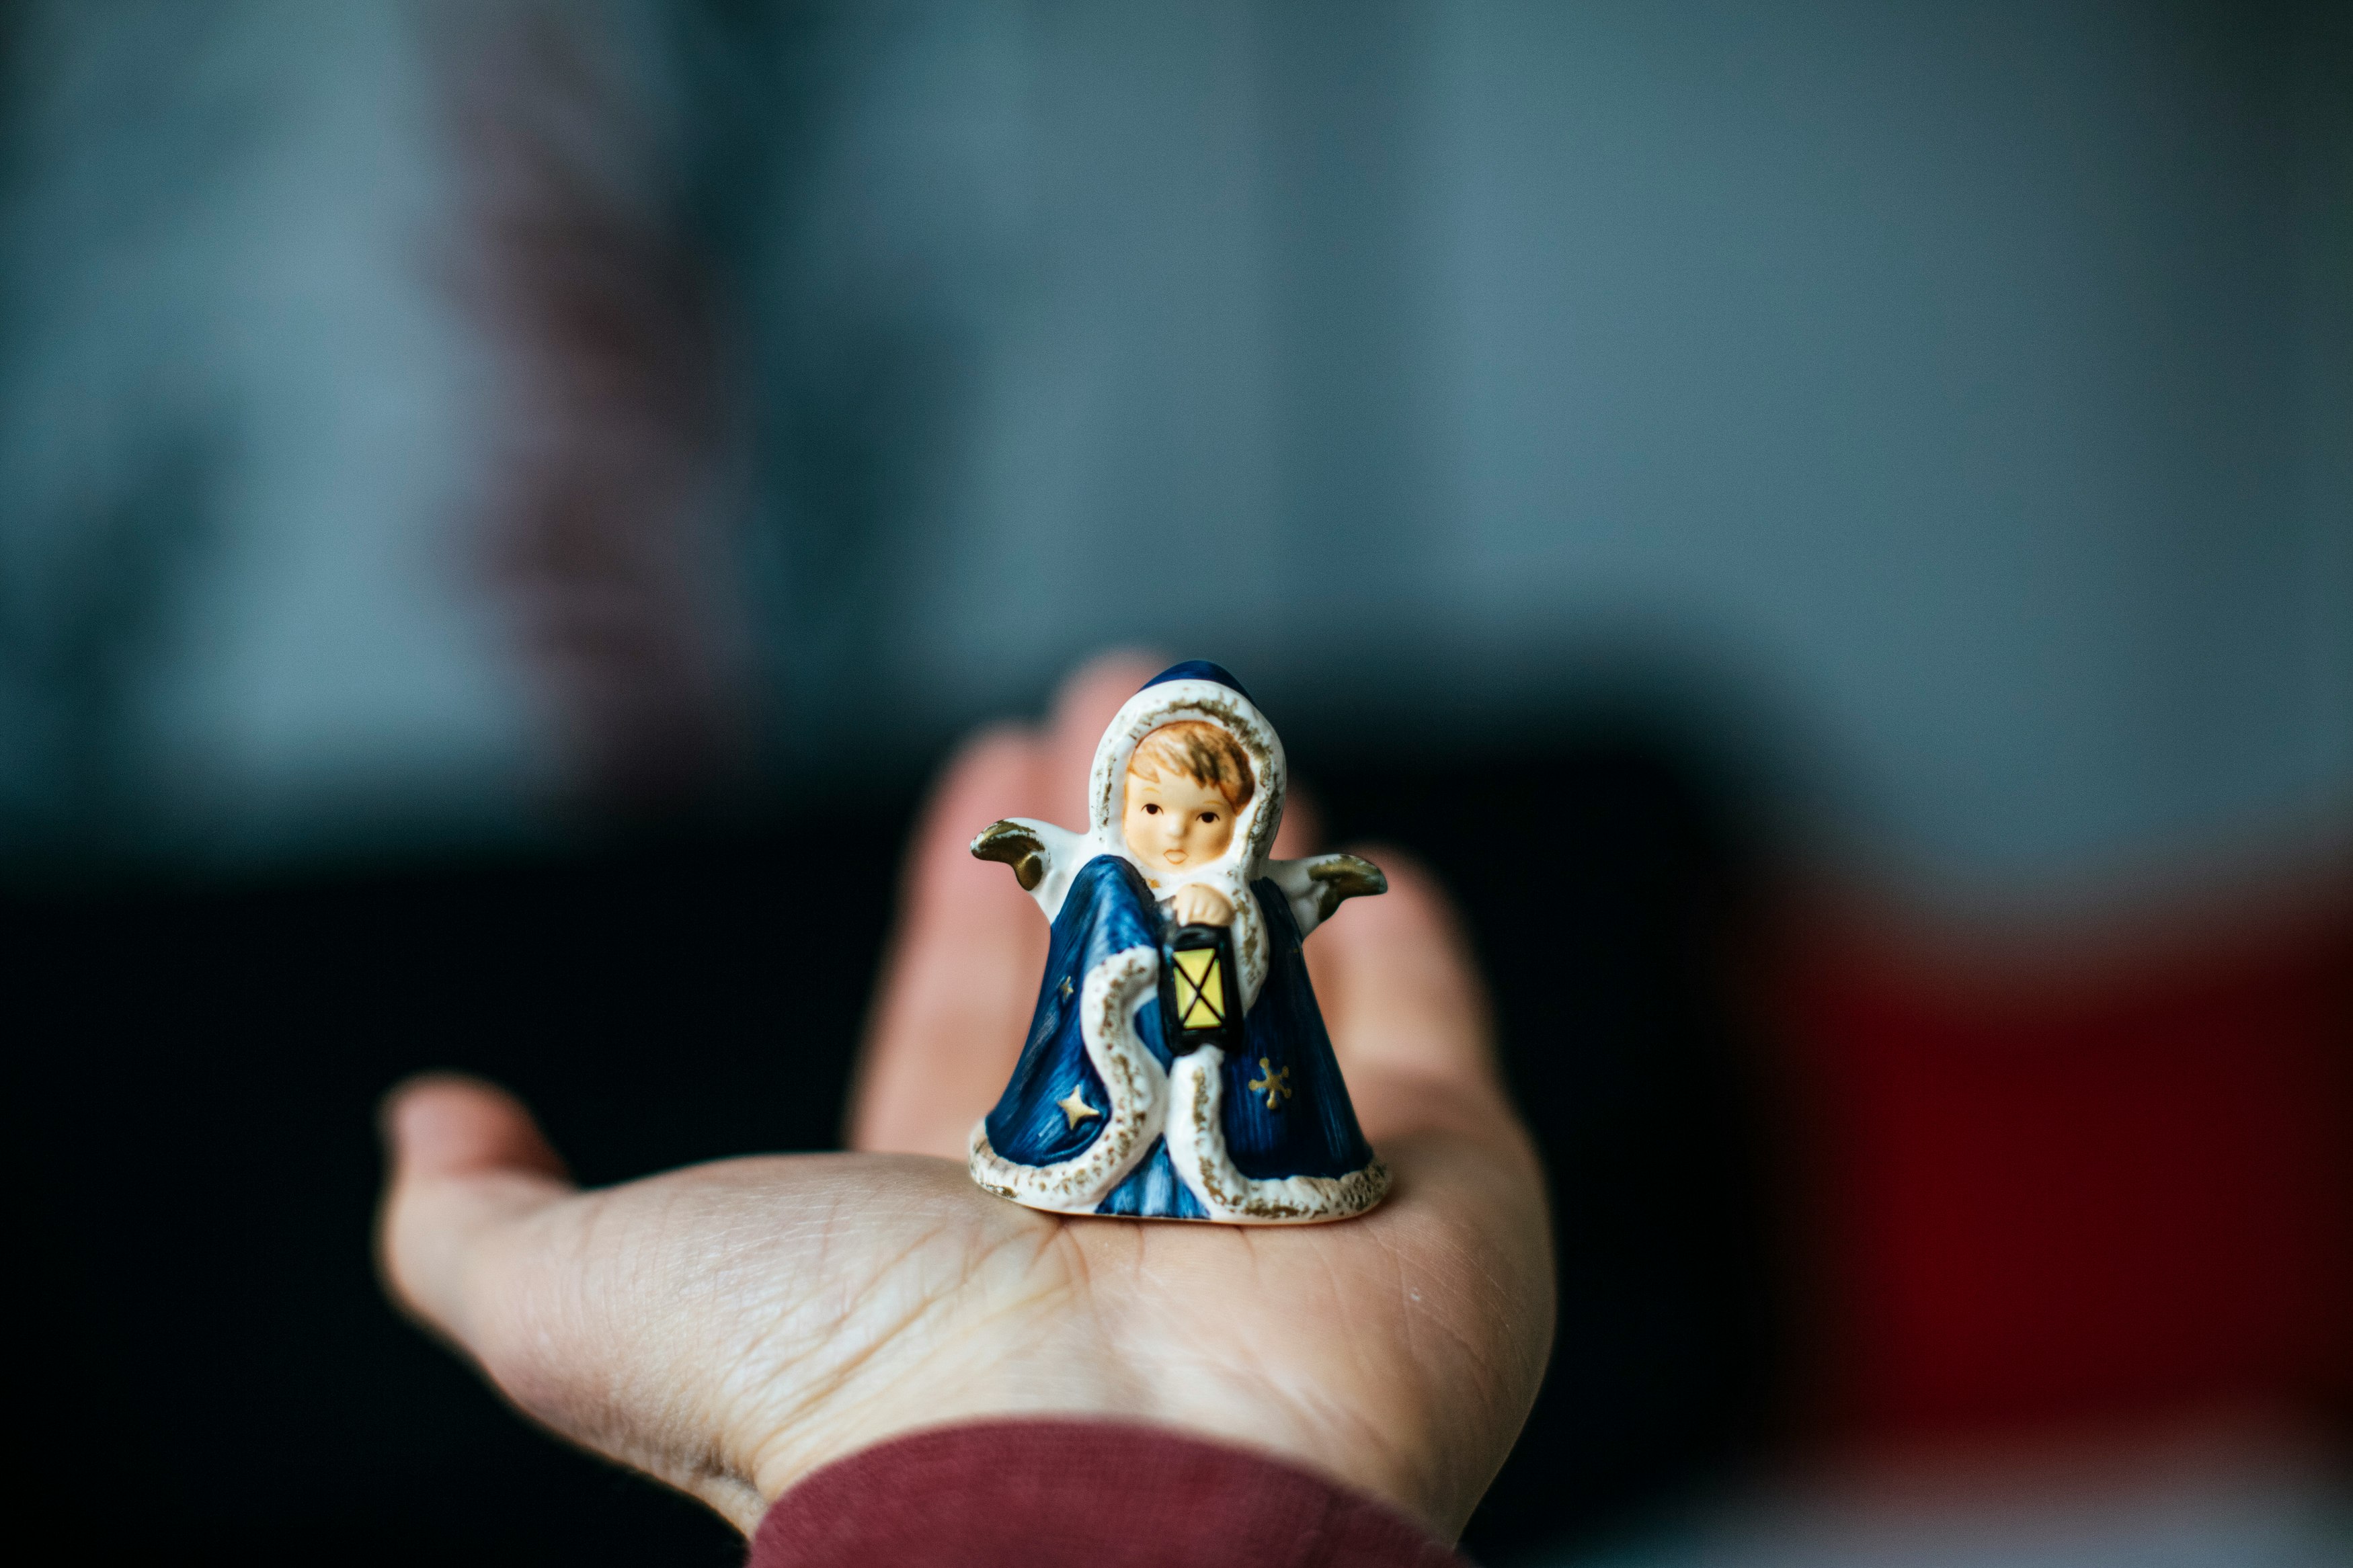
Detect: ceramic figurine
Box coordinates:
(968, 661, 1390, 1223)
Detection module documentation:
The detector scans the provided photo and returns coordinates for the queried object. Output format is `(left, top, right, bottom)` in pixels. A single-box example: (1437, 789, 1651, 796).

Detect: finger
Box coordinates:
(850, 651, 1163, 1157)
(1271, 776, 1322, 858)
(385, 1072, 569, 1182)
(377, 1074, 575, 1346)
(1044, 649, 1164, 825)
(849, 727, 1051, 1156)
(1304, 850, 1509, 1141)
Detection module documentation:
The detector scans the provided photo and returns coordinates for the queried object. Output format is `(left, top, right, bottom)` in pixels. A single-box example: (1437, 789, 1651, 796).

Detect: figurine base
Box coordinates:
(969, 1046, 1391, 1226)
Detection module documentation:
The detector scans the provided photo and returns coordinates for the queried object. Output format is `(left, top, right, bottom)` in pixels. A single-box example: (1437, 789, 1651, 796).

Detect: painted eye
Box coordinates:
(1199, 812, 1218, 824)
(1142, 803, 1160, 815)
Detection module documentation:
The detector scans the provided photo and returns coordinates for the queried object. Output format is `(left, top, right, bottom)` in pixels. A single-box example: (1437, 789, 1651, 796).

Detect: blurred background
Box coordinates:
(4, 1, 2347, 1562)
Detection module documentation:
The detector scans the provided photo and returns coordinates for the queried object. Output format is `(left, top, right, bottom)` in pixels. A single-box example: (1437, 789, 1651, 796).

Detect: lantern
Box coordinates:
(1160, 921, 1244, 1058)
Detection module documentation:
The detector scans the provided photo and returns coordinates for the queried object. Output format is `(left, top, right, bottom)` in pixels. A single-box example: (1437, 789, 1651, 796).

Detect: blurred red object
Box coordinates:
(1778, 868, 2353, 1440)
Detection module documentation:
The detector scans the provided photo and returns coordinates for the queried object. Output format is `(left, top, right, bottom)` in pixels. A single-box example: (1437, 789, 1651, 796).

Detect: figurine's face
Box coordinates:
(1122, 766, 1238, 872)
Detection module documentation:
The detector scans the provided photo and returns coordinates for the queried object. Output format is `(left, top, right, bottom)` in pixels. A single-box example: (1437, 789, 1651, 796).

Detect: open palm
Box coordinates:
(378, 659, 1555, 1540)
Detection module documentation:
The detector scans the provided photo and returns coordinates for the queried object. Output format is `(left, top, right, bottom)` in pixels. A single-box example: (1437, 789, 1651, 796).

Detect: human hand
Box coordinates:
(1168, 881, 1236, 926)
(376, 655, 1555, 1539)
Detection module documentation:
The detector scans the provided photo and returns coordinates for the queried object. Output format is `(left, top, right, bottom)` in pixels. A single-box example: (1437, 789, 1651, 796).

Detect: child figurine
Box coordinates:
(968, 661, 1390, 1223)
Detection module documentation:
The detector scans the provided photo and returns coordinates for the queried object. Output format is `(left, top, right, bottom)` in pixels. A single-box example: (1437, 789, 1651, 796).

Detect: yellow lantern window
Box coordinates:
(1172, 945, 1225, 1030)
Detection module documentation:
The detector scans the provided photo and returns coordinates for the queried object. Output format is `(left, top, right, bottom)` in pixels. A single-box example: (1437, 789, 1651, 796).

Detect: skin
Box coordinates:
(1122, 757, 1239, 926)
(376, 655, 1555, 1542)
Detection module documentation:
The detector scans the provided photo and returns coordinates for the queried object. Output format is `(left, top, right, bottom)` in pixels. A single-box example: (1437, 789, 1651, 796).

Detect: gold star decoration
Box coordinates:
(1057, 1087, 1102, 1129)
(1248, 1059, 1292, 1110)
(1060, 976, 1074, 1000)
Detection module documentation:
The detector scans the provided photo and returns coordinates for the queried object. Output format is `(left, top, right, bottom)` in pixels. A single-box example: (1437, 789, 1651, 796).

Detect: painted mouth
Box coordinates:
(1162, 850, 1187, 865)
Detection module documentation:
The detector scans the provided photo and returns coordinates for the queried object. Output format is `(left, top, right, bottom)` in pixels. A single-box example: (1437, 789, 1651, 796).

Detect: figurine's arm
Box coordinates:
(971, 818, 1088, 920)
(1265, 852, 1386, 940)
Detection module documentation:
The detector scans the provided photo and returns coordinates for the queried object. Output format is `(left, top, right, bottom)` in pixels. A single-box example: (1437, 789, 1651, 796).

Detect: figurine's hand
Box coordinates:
(1167, 881, 1235, 926)
(377, 655, 1552, 1542)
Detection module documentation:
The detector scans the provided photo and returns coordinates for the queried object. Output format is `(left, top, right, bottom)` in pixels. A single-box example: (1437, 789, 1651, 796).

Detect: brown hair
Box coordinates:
(1128, 721, 1255, 811)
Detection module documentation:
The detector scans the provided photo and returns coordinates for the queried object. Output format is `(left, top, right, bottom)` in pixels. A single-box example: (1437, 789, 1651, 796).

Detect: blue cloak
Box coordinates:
(982, 854, 1375, 1220)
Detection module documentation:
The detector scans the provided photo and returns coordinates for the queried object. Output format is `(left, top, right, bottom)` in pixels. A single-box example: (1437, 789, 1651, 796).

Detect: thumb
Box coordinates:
(376, 1074, 574, 1348)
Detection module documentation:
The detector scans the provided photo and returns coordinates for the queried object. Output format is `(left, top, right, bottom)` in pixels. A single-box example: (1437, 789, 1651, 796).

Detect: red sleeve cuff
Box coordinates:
(746, 1419, 1465, 1568)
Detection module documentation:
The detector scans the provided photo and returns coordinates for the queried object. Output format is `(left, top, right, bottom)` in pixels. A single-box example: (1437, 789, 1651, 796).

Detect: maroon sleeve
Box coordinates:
(745, 1419, 1466, 1568)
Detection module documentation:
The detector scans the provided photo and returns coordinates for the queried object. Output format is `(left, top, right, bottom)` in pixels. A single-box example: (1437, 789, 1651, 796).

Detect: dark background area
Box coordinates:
(10, 730, 1782, 1565)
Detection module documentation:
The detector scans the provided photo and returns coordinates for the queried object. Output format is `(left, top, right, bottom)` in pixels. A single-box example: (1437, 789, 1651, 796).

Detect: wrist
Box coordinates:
(746, 1385, 1451, 1540)
(748, 1418, 1465, 1565)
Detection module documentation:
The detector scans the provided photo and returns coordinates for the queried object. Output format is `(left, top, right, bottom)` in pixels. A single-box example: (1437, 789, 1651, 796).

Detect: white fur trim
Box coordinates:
(1162, 1048, 1391, 1225)
(1084, 677, 1281, 1007)
(968, 945, 1166, 1213)
(978, 679, 1281, 1003)
(1084, 679, 1285, 869)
